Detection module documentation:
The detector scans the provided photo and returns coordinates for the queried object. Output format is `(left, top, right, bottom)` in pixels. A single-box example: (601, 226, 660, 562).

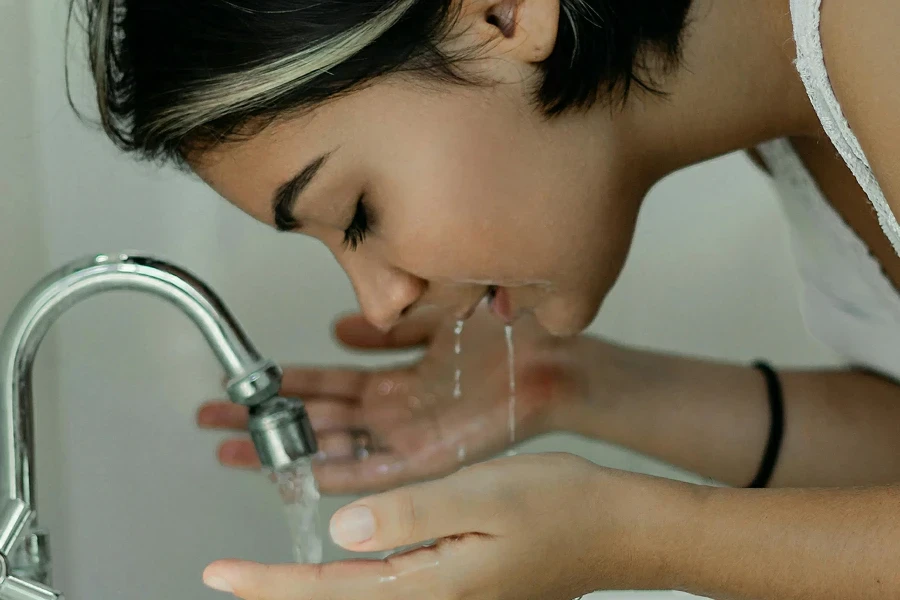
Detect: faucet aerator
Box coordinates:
(249, 398, 318, 472)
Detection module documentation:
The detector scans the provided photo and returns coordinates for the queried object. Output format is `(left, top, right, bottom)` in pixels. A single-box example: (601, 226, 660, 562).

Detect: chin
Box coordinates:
(533, 301, 598, 337)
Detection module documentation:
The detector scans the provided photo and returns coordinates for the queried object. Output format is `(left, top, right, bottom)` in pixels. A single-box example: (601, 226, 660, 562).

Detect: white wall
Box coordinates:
(7, 1, 840, 598)
(0, 0, 65, 574)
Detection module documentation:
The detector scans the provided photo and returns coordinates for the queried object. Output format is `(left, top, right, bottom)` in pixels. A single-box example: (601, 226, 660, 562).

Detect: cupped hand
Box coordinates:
(198, 305, 590, 494)
(202, 453, 689, 600)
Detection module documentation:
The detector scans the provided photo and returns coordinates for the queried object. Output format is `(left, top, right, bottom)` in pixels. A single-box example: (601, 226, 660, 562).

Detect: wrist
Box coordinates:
(585, 468, 710, 592)
(544, 335, 655, 438)
(527, 333, 608, 435)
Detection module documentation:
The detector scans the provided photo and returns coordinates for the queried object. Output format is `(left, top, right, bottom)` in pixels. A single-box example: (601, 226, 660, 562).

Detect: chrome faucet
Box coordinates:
(0, 253, 318, 599)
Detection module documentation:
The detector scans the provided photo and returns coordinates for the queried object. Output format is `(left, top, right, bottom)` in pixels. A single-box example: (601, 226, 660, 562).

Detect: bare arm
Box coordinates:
(557, 337, 900, 488)
(821, 0, 900, 218)
(629, 8, 900, 593)
(654, 483, 900, 599)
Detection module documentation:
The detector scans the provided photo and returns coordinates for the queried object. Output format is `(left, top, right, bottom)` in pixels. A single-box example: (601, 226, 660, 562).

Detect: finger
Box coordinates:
(217, 438, 261, 469)
(204, 558, 385, 600)
(200, 398, 359, 432)
(215, 401, 368, 470)
(280, 367, 368, 400)
(197, 401, 249, 430)
(327, 470, 491, 552)
(314, 430, 381, 460)
(334, 308, 444, 350)
(217, 428, 379, 470)
(203, 560, 318, 600)
(312, 421, 463, 495)
(304, 399, 363, 431)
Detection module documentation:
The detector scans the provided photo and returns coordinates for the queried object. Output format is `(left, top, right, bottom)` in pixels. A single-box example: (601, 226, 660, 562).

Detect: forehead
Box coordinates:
(190, 110, 328, 214)
(190, 76, 513, 217)
(188, 87, 402, 197)
(190, 79, 397, 190)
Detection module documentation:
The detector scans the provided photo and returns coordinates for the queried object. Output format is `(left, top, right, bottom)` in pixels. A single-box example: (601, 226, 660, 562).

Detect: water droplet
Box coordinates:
(377, 379, 395, 396)
(453, 320, 464, 399)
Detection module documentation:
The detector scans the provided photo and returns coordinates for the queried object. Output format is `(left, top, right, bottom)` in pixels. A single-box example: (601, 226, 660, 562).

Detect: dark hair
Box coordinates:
(70, 0, 692, 164)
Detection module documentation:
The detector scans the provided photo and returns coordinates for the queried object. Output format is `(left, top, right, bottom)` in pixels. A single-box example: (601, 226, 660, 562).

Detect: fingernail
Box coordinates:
(330, 506, 375, 546)
(204, 576, 233, 594)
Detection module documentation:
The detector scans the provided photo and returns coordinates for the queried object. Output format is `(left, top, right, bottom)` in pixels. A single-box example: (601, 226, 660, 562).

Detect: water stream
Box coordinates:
(273, 458, 323, 564)
(504, 324, 517, 455)
(453, 319, 464, 400)
(454, 319, 467, 462)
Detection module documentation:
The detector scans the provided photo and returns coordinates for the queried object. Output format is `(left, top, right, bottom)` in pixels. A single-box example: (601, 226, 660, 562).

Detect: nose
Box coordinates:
(347, 261, 425, 331)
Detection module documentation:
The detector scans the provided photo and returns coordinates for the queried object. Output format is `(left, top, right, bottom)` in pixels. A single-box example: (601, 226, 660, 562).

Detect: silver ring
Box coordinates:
(349, 429, 374, 460)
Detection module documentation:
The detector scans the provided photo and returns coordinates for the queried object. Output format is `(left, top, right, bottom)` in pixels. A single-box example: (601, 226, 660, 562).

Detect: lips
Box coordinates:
(456, 285, 512, 322)
(488, 286, 512, 322)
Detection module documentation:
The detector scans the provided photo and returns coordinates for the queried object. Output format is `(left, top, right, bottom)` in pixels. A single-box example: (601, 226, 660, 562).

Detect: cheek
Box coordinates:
(365, 90, 549, 221)
(375, 200, 490, 279)
(356, 87, 634, 284)
(375, 150, 622, 282)
(368, 136, 523, 275)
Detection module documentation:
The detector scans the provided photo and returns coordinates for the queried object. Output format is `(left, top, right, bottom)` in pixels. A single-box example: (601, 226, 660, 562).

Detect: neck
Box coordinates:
(614, 0, 819, 184)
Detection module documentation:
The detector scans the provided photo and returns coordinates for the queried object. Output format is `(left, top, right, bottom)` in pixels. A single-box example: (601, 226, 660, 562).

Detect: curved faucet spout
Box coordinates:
(0, 252, 315, 514)
(0, 252, 318, 595)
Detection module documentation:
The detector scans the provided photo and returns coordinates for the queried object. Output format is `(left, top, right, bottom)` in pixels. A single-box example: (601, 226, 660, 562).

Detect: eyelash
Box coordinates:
(342, 195, 370, 251)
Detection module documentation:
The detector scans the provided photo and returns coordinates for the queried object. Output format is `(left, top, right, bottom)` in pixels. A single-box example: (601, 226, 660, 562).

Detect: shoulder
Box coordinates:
(818, 0, 899, 206)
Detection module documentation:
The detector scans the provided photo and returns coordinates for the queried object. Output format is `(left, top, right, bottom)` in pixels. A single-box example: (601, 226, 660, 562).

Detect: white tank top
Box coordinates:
(756, 0, 900, 380)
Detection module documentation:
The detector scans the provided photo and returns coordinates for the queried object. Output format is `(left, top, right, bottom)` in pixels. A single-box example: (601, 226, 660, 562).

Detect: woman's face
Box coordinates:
(195, 66, 647, 336)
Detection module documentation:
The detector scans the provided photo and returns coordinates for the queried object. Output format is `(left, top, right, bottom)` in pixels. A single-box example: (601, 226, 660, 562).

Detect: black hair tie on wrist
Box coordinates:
(746, 361, 784, 489)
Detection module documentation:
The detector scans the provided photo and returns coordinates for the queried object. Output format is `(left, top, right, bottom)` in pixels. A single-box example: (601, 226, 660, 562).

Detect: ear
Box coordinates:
(463, 0, 560, 63)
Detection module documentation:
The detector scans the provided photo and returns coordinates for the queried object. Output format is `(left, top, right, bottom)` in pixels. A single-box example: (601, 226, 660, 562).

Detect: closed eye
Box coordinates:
(342, 195, 371, 251)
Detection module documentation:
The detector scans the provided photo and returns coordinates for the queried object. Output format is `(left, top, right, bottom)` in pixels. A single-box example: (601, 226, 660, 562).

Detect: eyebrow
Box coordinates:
(271, 152, 333, 231)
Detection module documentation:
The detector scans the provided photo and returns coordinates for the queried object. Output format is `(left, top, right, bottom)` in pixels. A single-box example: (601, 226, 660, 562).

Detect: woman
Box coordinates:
(73, 0, 900, 597)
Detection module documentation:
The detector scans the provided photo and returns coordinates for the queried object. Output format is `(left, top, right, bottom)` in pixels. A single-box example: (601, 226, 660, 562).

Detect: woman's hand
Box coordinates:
(197, 306, 600, 493)
(202, 453, 693, 600)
